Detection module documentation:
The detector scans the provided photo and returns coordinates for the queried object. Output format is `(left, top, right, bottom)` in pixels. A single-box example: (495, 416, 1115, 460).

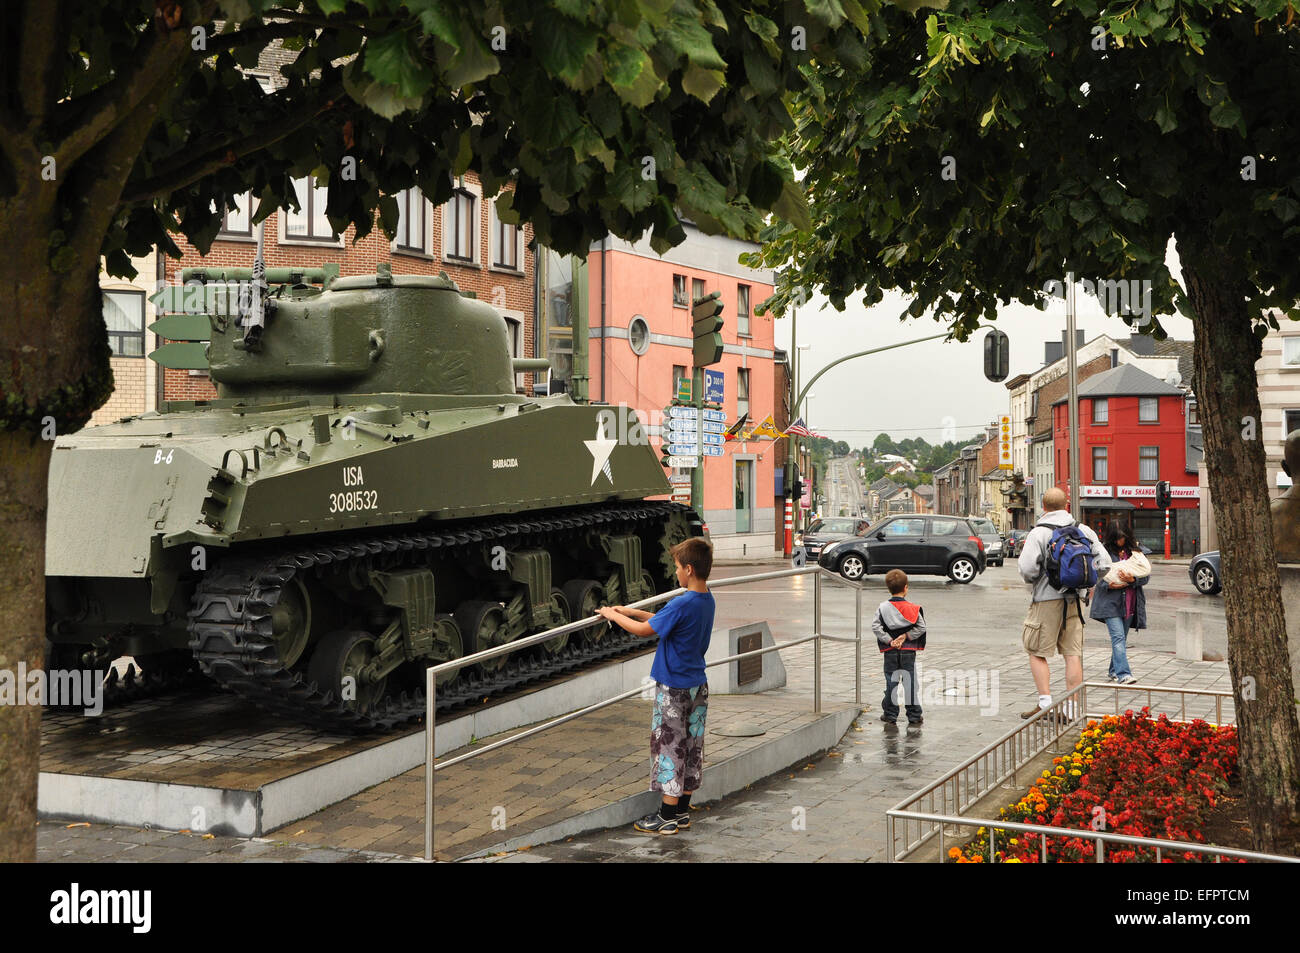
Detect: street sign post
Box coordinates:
(705, 368, 724, 404)
(667, 455, 698, 468)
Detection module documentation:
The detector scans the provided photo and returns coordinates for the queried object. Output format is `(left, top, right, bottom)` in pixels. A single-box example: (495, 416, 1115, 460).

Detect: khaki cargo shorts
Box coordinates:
(1022, 597, 1085, 658)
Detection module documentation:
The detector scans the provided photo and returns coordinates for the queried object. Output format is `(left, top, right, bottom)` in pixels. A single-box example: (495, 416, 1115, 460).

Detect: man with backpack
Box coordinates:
(1017, 487, 1111, 722)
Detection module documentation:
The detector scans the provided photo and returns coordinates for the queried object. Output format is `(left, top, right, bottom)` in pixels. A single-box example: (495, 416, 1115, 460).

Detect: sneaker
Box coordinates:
(1106, 673, 1118, 683)
(1118, 674, 1138, 685)
(1020, 706, 1049, 720)
(880, 715, 897, 724)
(908, 717, 924, 726)
(634, 812, 679, 835)
(674, 811, 691, 830)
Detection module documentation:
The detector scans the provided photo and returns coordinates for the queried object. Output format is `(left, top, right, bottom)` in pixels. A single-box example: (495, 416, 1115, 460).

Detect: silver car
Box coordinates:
(968, 517, 1005, 566)
(797, 517, 869, 560)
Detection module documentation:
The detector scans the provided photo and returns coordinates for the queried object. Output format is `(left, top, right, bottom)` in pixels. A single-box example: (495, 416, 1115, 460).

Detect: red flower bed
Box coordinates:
(952, 709, 1238, 863)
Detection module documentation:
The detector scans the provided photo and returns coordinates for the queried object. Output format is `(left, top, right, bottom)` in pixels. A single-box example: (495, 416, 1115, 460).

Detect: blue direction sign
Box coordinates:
(700, 433, 723, 446)
(668, 416, 700, 431)
(702, 445, 724, 457)
(701, 420, 725, 434)
(666, 443, 701, 456)
(667, 406, 699, 419)
(701, 408, 726, 423)
(705, 369, 724, 404)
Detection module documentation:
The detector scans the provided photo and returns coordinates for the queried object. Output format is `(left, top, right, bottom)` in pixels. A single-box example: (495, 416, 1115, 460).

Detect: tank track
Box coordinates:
(187, 500, 693, 731)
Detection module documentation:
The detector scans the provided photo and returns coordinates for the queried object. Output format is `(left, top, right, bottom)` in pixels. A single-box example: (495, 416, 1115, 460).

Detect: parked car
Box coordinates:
(1189, 551, 1222, 595)
(796, 517, 869, 560)
(819, 514, 987, 584)
(967, 517, 1005, 566)
(1003, 529, 1030, 558)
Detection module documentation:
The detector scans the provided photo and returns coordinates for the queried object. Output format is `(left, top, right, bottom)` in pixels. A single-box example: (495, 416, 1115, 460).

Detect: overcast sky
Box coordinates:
(773, 242, 1196, 452)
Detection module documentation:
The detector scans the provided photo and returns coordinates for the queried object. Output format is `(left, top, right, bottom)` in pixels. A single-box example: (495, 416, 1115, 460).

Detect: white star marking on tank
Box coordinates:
(584, 417, 616, 485)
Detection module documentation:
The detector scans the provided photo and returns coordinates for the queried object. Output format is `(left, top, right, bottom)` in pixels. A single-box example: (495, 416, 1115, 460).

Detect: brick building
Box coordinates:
(1052, 363, 1200, 554)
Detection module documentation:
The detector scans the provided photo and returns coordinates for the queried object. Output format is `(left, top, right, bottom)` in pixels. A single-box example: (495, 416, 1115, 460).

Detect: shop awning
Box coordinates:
(1080, 499, 1137, 511)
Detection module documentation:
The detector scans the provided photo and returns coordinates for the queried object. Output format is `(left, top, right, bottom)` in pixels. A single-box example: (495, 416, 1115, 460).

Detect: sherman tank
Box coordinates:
(45, 262, 700, 729)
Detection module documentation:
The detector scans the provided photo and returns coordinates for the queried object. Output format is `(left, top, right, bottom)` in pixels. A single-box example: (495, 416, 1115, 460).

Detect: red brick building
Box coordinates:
(1052, 363, 1200, 553)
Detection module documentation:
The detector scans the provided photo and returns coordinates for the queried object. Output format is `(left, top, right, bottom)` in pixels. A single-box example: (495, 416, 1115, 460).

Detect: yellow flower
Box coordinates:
(1005, 858, 1023, 863)
(1069, 769, 1082, 776)
(1010, 838, 1019, 845)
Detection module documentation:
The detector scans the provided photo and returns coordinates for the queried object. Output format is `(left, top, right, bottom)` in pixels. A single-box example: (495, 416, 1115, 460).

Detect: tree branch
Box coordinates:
(119, 88, 343, 205)
(52, 0, 221, 172)
(17, 0, 68, 125)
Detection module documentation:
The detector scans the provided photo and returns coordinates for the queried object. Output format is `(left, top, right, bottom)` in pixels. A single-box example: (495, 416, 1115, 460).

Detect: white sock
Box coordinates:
(1038, 694, 1052, 710)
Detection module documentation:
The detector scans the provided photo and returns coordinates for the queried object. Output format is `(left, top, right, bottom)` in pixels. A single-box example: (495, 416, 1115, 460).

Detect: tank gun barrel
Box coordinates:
(181, 265, 337, 285)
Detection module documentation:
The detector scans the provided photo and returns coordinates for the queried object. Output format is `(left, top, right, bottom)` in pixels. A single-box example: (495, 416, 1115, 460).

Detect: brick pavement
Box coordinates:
(267, 692, 843, 860)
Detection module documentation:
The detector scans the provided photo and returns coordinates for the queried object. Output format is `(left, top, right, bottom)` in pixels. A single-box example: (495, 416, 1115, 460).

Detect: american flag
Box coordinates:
(784, 417, 821, 438)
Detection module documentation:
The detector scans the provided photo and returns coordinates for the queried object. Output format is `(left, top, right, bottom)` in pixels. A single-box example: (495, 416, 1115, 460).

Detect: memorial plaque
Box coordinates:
(736, 631, 763, 686)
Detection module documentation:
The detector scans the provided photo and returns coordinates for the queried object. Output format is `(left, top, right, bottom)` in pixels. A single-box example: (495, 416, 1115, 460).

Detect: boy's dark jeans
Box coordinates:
(881, 649, 922, 723)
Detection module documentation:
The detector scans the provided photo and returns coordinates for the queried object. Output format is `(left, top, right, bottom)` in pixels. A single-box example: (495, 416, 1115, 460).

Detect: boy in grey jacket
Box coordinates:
(872, 569, 927, 726)
(1017, 487, 1111, 721)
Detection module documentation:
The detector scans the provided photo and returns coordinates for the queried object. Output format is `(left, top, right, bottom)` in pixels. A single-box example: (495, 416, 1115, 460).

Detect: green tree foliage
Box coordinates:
(750, 0, 1300, 849)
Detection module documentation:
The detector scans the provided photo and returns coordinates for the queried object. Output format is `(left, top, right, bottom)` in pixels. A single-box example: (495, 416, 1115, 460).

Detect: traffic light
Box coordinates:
(1155, 480, 1171, 509)
(984, 328, 1009, 383)
(791, 480, 804, 499)
(692, 291, 724, 367)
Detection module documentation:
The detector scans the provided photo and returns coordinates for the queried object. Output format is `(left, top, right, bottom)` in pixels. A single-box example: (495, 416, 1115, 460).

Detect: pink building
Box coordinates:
(581, 228, 778, 537)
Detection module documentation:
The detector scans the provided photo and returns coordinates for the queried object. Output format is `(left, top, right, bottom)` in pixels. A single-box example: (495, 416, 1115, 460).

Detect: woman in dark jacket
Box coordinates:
(1089, 521, 1149, 684)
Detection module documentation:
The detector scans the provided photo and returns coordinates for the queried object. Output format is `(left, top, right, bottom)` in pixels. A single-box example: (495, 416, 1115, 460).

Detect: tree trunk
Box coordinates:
(1180, 236, 1300, 853)
(0, 432, 52, 862)
(0, 245, 111, 862)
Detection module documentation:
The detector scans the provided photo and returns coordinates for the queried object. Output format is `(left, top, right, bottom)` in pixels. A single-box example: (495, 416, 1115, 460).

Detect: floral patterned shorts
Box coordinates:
(649, 682, 709, 797)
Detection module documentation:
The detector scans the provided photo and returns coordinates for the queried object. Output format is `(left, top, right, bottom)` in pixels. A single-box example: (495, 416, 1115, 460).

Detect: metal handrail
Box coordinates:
(886, 682, 1251, 862)
(423, 564, 872, 860)
(890, 810, 1300, 864)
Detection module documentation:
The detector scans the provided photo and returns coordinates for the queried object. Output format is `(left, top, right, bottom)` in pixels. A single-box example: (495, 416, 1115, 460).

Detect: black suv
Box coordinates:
(818, 514, 987, 584)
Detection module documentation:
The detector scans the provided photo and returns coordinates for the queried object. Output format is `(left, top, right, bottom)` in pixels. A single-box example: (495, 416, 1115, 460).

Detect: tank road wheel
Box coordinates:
(541, 588, 571, 655)
(455, 601, 510, 672)
(269, 577, 312, 668)
(308, 630, 387, 715)
(639, 570, 658, 602)
(563, 579, 609, 645)
(433, 614, 464, 687)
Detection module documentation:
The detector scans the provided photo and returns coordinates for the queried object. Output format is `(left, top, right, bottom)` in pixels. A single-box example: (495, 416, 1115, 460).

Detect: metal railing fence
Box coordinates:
(884, 681, 1294, 863)
(422, 565, 871, 861)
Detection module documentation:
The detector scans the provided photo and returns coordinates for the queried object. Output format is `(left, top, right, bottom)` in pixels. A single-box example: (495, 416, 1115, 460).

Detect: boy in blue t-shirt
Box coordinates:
(599, 537, 715, 835)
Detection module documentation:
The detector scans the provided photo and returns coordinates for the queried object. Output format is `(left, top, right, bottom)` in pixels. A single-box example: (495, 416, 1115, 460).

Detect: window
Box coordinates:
(217, 192, 252, 237)
(443, 184, 475, 261)
(885, 517, 926, 537)
(737, 284, 751, 336)
(1188, 402, 1199, 425)
(103, 290, 145, 357)
(673, 274, 688, 307)
(1139, 446, 1159, 482)
(490, 196, 522, 270)
(737, 368, 750, 420)
(284, 176, 334, 242)
(628, 315, 649, 355)
(394, 188, 427, 253)
(1284, 337, 1300, 366)
(1091, 398, 1108, 424)
(1092, 446, 1108, 483)
(692, 278, 706, 305)
(672, 364, 687, 397)
(930, 518, 961, 535)
(1139, 396, 1159, 422)
(1285, 409, 1300, 437)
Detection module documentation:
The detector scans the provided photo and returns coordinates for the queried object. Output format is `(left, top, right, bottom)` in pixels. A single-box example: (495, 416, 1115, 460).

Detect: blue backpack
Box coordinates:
(1037, 520, 1098, 590)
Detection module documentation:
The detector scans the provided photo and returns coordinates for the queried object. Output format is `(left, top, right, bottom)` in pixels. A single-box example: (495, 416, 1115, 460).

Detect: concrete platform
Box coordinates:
(39, 647, 651, 837)
(38, 641, 848, 850)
